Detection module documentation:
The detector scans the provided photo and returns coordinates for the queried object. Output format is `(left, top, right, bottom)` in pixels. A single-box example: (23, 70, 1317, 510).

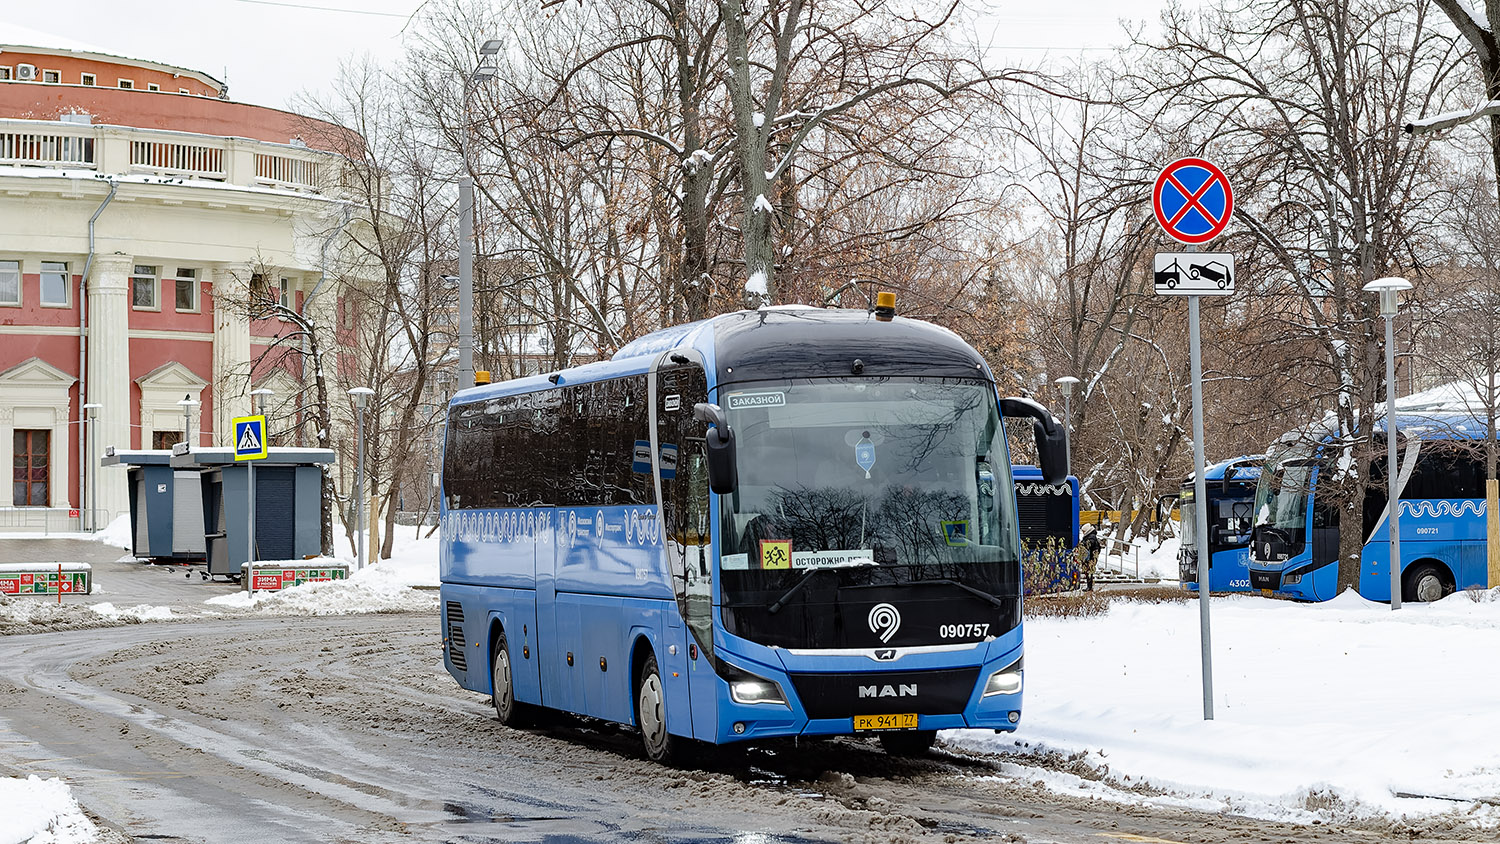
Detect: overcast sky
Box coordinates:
(1, 0, 1171, 111)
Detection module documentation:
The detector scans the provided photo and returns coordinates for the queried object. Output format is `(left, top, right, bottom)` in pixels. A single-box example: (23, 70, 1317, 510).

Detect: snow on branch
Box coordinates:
(1405, 99, 1500, 135)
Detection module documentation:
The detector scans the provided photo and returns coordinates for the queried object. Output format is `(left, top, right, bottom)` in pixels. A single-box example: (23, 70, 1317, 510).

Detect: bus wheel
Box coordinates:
(879, 730, 937, 757)
(491, 633, 533, 728)
(1403, 563, 1451, 603)
(635, 653, 682, 764)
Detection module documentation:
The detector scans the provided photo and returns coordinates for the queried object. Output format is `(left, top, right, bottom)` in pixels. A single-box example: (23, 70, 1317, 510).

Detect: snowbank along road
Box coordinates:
(0, 611, 1488, 844)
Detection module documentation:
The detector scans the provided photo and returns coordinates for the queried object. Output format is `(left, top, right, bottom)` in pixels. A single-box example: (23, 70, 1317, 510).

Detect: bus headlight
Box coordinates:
(726, 666, 788, 706)
(982, 658, 1023, 698)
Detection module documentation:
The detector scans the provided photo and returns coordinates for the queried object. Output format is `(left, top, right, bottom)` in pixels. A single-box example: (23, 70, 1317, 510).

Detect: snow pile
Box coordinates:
(0, 775, 99, 844)
(0, 595, 140, 635)
(946, 590, 1500, 826)
(205, 559, 436, 616)
(368, 528, 440, 587)
(89, 603, 174, 622)
(90, 515, 133, 551)
(1094, 532, 1180, 581)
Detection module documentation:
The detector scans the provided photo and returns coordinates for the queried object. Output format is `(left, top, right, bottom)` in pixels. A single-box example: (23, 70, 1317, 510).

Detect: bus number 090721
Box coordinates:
(939, 623, 989, 639)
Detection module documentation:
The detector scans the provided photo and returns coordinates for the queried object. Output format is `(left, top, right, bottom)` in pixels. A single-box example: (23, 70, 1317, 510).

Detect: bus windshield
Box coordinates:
(1254, 441, 1317, 533)
(716, 377, 1019, 649)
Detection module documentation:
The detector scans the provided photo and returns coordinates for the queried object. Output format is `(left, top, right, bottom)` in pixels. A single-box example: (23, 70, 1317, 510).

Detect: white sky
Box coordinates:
(1, 0, 1174, 111)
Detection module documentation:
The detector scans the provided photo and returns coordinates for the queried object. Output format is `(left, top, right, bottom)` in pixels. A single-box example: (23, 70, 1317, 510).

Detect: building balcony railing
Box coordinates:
(0, 118, 336, 194)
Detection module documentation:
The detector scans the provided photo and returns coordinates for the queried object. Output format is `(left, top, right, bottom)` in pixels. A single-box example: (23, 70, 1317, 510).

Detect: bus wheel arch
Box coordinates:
(631, 640, 682, 764)
(1403, 559, 1454, 603)
(488, 621, 533, 728)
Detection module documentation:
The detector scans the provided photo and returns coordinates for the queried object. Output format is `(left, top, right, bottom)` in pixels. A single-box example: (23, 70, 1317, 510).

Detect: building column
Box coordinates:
(88, 255, 133, 526)
(213, 264, 252, 443)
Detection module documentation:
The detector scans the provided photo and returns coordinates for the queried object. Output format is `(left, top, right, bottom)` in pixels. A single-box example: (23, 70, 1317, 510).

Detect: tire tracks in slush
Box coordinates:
(0, 613, 1484, 844)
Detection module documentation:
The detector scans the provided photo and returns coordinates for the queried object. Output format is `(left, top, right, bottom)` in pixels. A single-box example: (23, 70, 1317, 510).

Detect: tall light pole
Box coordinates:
(1364, 277, 1412, 610)
(176, 395, 199, 447)
(82, 403, 101, 531)
(349, 386, 375, 570)
(1054, 375, 1080, 475)
(459, 38, 502, 390)
(248, 388, 274, 575)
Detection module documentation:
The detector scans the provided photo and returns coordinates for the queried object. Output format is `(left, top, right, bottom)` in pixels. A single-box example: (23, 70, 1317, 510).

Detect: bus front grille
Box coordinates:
(787, 667, 980, 719)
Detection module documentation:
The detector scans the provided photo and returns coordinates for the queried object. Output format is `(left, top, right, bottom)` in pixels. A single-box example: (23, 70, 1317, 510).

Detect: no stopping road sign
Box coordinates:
(1153, 158, 1234, 245)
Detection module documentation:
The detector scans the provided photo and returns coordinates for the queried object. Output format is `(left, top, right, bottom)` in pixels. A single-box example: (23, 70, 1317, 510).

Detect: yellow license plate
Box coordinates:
(853, 713, 918, 731)
(1261, 589, 1273, 597)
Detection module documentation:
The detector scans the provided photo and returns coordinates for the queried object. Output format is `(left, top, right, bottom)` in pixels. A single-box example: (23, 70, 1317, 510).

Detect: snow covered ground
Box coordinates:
(947, 590, 1500, 828)
(0, 775, 101, 844)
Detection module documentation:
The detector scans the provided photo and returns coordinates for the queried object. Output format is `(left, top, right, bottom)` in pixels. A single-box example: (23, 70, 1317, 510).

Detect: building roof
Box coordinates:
(0, 23, 225, 91)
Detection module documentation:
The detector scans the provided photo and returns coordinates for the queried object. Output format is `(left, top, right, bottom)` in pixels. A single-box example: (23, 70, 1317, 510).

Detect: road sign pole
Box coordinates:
(1188, 260, 1214, 721)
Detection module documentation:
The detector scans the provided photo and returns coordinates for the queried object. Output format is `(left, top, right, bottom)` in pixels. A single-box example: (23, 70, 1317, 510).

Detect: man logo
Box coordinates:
(868, 603, 900, 643)
(874, 649, 896, 661)
(858, 684, 917, 698)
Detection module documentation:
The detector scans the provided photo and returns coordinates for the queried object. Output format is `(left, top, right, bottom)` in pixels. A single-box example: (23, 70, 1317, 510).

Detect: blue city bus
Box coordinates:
(439, 306, 1067, 762)
(1178, 455, 1262, 593)
(1013, 465, 1082, 594)
(1248, 415, 1489, 602)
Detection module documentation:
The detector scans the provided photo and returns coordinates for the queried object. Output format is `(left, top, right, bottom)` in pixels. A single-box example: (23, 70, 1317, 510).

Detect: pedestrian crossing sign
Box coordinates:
(234, 415, 268, 461)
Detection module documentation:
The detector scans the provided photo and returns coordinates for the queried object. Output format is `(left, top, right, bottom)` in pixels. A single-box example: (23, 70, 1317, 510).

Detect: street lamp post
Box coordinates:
(82, 403, 101, 531)
(1054, 375, 1080, 475)
(458, 39, 502, 390)
(177, 394, 199, 447)
(349, 386, 375, 570)
(1363, 276, 1412, 610)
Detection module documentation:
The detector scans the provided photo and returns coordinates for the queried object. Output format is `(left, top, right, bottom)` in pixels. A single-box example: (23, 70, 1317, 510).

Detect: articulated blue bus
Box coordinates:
(1248, 415, 1489, 602)
(1178, 455, 1261, 593)
(438, 305, 1066, 762)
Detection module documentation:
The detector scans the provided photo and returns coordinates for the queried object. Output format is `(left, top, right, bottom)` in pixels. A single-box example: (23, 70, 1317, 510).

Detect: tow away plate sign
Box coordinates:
(1154, 253, 1235, 296)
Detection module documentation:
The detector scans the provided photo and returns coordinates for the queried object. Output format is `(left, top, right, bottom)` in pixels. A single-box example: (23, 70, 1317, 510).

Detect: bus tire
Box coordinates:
(1403, 561, 1452, 604)
(491, 632, 534, 728)
(879, 730, 937, 757)
(635, 653, 682, 765)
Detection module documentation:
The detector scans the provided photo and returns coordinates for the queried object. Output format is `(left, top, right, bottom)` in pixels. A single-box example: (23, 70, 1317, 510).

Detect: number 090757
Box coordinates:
(939, 623, 989, 639)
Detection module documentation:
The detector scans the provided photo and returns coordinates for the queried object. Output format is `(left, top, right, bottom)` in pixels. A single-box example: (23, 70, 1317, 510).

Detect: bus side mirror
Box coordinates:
(693, 403, 738, 495)
(999, 396, 1068, 485)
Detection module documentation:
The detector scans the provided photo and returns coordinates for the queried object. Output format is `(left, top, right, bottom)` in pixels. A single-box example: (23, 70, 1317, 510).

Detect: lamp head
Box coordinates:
(177, 394, 199, 408)
(82, 402, 101, 419)
(348, 386, 375, 409)
(1054, 375, 1081, 398)
(479, 39, 503, 55)
(471, 66, 499, 83)
(1363, 276, 1412, 317)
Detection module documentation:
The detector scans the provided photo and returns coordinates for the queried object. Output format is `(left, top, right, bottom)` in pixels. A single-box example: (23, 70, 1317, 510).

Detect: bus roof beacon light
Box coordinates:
(475, 370, 492, 386)
(874, 291, 896, 321)
(1363, 276, 1412, 316)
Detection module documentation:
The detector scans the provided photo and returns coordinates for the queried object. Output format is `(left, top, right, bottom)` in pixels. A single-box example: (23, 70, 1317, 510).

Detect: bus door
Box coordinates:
(655, 360, 718, 740)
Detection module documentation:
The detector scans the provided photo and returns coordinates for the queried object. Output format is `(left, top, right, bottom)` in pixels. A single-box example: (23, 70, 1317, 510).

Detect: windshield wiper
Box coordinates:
(766, 560, 878, 614)
(847, 577, 1009, 609)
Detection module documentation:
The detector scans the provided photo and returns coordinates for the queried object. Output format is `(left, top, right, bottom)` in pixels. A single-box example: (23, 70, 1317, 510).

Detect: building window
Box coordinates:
(0, 260, 18, 306)
(178, 88, 189, 94)
(118, 79, 134, 90)
(173, 268, 198, 312)
(42, 70, 60, 84)
(147, 82, 160, 91)
(0, 69, 11, 81)
(152, 430, 182, 450)
(279, 277, 292, 310)
(81, 73, 95, 86)
(13, 429, 50, 507)
(131, 265, 159, 310)
(40, 261, 69, 307)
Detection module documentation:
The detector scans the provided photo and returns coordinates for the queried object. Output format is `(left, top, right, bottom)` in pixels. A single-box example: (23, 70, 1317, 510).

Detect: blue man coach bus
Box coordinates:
(1248, 414, 1489, 602)
(1178, 455, 1261, 593)
(439, 303, 1066, 762)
